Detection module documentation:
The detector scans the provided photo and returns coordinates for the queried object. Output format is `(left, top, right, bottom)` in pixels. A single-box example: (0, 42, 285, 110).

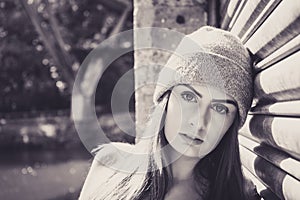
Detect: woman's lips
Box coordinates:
(179, 133, 203, 145)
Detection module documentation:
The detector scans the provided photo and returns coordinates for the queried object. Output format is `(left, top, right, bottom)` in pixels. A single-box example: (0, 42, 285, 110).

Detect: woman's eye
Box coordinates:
(181, 91, 197, 103)
(211, 104, 229, 114)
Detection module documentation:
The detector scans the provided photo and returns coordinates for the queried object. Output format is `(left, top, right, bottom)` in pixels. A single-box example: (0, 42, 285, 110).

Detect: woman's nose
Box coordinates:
(190, 103, 210, 134)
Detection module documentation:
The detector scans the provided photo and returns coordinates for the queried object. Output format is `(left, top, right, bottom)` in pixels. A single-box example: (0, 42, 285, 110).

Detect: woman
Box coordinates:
(79, 26, 260, 200)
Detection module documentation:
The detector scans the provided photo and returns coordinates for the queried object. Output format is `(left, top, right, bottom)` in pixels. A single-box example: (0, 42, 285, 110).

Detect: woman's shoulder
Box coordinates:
(92, 142, 136, 166)
(79, 142, 136, 200)
(92, 141, 135, 153)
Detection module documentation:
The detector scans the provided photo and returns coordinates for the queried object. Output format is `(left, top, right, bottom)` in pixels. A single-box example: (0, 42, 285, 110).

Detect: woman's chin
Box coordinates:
(169, 141, 204, 159)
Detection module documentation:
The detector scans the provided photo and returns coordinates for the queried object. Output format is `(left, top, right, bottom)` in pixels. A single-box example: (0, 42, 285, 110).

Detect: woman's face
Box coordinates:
(164, 84, 237, 159)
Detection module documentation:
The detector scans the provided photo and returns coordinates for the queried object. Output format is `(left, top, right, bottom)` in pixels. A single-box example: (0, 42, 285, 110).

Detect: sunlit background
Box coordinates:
(0, 0, 134, 199)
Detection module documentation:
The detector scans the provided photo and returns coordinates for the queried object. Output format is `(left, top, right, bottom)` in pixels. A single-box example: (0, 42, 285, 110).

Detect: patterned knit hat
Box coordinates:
(153, 26, 253, 128)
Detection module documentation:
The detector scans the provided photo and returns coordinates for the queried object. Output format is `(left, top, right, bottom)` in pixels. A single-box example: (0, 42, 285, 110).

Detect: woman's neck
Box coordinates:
(167, 147, 201, 182)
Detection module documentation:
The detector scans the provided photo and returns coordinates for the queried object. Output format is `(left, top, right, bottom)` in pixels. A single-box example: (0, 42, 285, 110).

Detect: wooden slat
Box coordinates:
(239, 115, 300, 160)
(227, 0, 247, 31)
(250, 100, 300, 117)
(230, 0, 268, 37)
(242, 166, 280, 200)
(255, 34, 300, 71)
(239, 135, 300, 180)
(254, 50, 300, 103)
(240, 145, 300, 200)
(220, 0, 242, 30)
(241, 0, 281, 43)
(245, 1, 300, 59)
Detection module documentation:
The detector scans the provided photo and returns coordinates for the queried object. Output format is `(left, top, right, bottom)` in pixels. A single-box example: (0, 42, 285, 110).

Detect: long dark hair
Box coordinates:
(139, 107, 246, 200)
(193, 114, 246, 200)
(89, 93, 248, 200)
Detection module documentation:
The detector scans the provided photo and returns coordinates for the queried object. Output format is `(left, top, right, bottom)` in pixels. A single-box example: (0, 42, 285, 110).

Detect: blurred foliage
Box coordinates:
(0, 4, 134, 198)
(0, 0, 133, 115)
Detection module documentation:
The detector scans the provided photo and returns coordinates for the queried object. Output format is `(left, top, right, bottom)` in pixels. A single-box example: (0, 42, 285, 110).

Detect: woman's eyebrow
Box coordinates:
(180, 84, 202, 98)
(178, 84, 237, 106)
(212, 99, 237, 106)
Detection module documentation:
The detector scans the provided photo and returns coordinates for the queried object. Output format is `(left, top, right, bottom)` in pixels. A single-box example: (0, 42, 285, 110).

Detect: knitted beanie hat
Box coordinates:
(153, 26, 253, 128)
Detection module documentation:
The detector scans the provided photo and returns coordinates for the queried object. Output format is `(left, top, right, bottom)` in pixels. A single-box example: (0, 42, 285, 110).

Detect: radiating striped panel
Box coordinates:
(250, 100, 300, 117)
(221, 0, 242, 29)
(240, 145, 300, 200)
(245, 1, 300, 59)
(239, 135, 300, 180)
(240, 115, 300, 160)
(230, 0, 268, 37)
(242, 166, 280, 200)
(255, 34, 300, 71)
(254, 51, 300, 103)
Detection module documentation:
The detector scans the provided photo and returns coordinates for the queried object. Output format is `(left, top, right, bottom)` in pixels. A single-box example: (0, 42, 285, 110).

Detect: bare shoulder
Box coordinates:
(79, 142, 135, 200)
(93, 142, 135, 165)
